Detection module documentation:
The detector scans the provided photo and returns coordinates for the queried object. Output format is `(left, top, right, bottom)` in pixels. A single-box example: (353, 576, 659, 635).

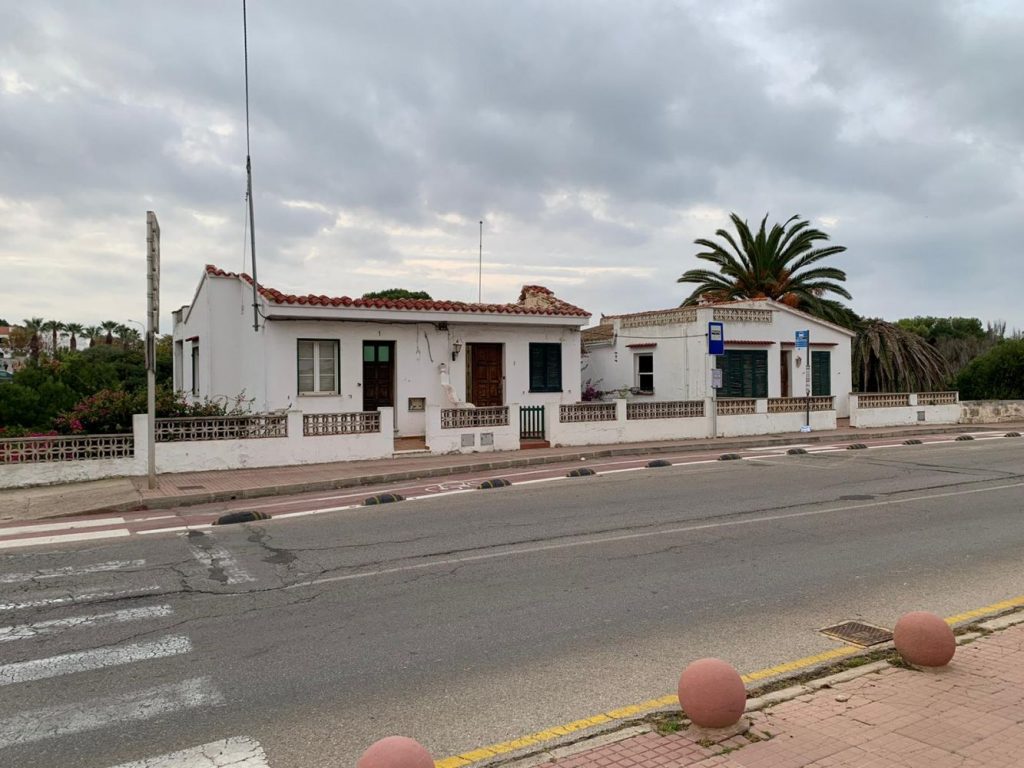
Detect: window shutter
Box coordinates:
(811, 351, 831, 396)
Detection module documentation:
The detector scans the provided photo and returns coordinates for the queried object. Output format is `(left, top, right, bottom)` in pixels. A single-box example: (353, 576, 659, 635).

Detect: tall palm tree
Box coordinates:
(64, 322, 85, 352)
(119, 326, 141, 350)
(854, 319, 950, 392)
(100, 320, 120, 345)
(678, 213, 853, 327)
(83, 325, 102, 348)
(22, 317, 44, 361)
(41, 319, 64, 353)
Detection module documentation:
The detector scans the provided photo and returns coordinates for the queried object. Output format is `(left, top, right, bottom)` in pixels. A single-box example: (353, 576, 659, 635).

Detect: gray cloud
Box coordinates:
(0, 0, 1021, 331)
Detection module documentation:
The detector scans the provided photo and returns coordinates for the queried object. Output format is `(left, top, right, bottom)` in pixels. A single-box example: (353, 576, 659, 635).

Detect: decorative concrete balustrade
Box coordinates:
(559, 402, 617, 422)
(427, 405, 519, 454)
(627, 400, 704, 420)
(767, 396, 834, 413)
(303, 411, 381, 436)
(0, 409, 395, 490)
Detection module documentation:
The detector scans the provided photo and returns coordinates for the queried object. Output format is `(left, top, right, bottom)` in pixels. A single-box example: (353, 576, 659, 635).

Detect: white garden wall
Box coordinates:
(425, 405, 520, 454)
(849, 394, 960, 428)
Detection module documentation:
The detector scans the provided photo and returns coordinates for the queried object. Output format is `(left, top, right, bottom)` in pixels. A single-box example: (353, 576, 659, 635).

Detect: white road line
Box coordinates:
(0, 676, 224, 749)
(288, 480, 1024, 591)
(0, 585, 164, 612)
(0, 517, 126, 536)
(0, 605, 173, 643)
(105, 737, 269, 768)
(187, 540, 254, 584)
(0, 529, 130, 550)
(139, 524, 212, 535)
(0, 634, 192, 686)
(0, 559, 147, 584)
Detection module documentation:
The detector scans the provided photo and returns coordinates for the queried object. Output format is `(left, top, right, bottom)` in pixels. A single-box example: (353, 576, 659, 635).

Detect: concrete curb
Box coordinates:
(29, 422, 1016, 519)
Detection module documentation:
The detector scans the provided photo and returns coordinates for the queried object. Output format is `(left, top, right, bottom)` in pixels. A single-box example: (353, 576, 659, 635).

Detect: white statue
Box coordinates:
(439, 363, 474, 408)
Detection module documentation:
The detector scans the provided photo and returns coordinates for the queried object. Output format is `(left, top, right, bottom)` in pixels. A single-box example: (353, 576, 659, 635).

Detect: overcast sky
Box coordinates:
(2, 1, 1022, 333)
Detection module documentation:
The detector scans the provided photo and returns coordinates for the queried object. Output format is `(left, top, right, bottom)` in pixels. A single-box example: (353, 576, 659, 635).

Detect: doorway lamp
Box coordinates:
(451, 339, 463, 361)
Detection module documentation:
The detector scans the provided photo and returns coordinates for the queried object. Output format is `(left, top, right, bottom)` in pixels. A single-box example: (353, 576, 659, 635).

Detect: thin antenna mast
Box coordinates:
(243, 0, 259, 331)
(478, 220, 483, 303)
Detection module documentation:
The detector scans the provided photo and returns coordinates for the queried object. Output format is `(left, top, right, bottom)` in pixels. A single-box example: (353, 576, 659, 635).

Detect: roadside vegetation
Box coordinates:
(0, 325, 234, 437)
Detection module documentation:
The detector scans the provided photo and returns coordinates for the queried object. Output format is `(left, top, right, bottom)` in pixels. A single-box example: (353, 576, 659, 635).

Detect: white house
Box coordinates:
(171, 265, 591, 440)
(582, 299, 855, 417)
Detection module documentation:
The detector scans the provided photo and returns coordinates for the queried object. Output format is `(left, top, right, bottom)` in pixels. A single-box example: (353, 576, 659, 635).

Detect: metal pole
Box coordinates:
(243, 0, 259, 332)
(145, 212, 160, 491)
(805, 332, 812, 430)
(478, 220, 483, 303)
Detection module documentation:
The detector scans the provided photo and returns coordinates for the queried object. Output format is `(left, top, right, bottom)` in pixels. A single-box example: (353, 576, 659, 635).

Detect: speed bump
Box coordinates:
(903, 439, 923, 445)
(213, 510, 271, 525)
(787, 447, 808, 455)
(718, 453, 743, 461)
(847, 443, 868, 450)
(478, 478, 512, 489)
(955, 435, 975, 441)
(646, 459, 672, 468)
(1006, 432, 1021, 438)
(567, 467, 596, 477)
(364, 493, 406, 505)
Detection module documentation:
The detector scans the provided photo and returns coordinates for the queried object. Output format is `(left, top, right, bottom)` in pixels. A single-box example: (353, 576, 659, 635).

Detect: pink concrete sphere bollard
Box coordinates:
(894, 611, 956, 668)
(677, 658, 747, 729)
(356, 736, 433, 768)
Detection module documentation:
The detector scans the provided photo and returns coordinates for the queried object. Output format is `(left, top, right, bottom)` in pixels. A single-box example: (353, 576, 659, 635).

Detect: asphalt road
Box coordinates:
(1, 437, 1023, 767)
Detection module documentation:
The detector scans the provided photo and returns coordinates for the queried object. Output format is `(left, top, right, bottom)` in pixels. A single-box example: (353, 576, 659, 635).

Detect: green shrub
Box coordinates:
(956, 340, 1024, 399)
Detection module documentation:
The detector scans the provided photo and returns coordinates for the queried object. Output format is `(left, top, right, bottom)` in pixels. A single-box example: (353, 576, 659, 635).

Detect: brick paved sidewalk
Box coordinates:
(542, 621, 1024, 768)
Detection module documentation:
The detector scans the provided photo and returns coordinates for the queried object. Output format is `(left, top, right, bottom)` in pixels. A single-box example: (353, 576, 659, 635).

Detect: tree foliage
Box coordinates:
(361, 288, 433, 300)
(0, 341, 173, 431)
(853, 319, 950, 392)
(956, 340, 1024, 400)
(678, 213, 853, 327)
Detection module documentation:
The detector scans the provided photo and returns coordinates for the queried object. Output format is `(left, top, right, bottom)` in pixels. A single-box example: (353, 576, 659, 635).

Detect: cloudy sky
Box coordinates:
(2, 0, 1022, 333)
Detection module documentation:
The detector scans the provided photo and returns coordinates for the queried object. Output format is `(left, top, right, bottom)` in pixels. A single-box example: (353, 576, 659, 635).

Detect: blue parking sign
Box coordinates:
(795, 330, 809, 349)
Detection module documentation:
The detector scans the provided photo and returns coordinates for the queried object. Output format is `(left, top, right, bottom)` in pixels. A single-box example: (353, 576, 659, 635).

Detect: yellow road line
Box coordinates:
(434, 595, 1024, 767)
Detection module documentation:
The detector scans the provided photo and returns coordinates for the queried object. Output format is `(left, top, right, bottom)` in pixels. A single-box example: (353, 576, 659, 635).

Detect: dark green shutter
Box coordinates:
(811, 351, 831, 396)
(529, 343, 561, 392)
(716, 350, 768, 397)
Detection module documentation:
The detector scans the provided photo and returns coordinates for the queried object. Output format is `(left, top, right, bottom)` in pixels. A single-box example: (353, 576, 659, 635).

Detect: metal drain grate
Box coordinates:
(820, 620, 893, 647)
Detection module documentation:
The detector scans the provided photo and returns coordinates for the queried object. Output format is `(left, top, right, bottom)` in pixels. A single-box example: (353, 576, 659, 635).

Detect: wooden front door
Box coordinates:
(362, 341, 395, 411)
(467, 343, 503, 407)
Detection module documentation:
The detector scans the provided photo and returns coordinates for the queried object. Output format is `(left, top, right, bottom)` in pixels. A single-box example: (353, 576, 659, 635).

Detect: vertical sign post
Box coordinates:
(795, 329, 810, 432)
(146, 212, 160, 490)
(708, 322, 725, 438)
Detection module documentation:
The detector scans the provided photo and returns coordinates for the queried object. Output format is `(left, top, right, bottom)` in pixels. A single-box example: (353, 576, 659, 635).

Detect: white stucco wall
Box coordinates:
(0, 456, 142, 489)
(849, 399, 961, 428)
(137, 411, 395, 473)
(584, 302, 854, 417)
(173, 275, 586, 437)
(424, 405, 521, 454)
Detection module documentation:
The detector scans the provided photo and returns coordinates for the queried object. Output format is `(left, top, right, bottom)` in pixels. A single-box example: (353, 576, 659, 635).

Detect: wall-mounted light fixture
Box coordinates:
(451, 339, 463, 361)
(795, 355, 803, 367)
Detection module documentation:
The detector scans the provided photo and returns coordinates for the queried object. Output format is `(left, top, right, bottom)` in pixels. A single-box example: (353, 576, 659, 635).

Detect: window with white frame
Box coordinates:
(297, 339, 339, 395)
(634, 353, 654, 393)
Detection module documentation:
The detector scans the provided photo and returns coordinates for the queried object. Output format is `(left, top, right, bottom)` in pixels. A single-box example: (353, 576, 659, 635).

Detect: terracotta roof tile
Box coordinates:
(204, 264, 589, 317)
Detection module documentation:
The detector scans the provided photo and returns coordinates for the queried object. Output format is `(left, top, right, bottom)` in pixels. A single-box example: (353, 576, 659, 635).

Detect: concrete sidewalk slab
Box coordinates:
(2, 421, 1021, 524)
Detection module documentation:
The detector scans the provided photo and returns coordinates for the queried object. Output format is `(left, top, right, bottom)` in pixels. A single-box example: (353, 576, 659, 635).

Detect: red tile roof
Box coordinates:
(204, 265, 589, 317)
(626, 342, 658, 348)
(725, 340, 776, 345)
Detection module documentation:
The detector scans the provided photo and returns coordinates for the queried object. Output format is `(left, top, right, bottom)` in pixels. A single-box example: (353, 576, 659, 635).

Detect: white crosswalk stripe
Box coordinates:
(0, 559, 147, 584)
(0, 635, 192, 686)
(0, 676, 225, 749)
(0, 605, 173, 642)
(188, 539, 255, 584)
(0, 585, 164, 612)
(104, 737, 269, 768)
(0, 551, 248, 761)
